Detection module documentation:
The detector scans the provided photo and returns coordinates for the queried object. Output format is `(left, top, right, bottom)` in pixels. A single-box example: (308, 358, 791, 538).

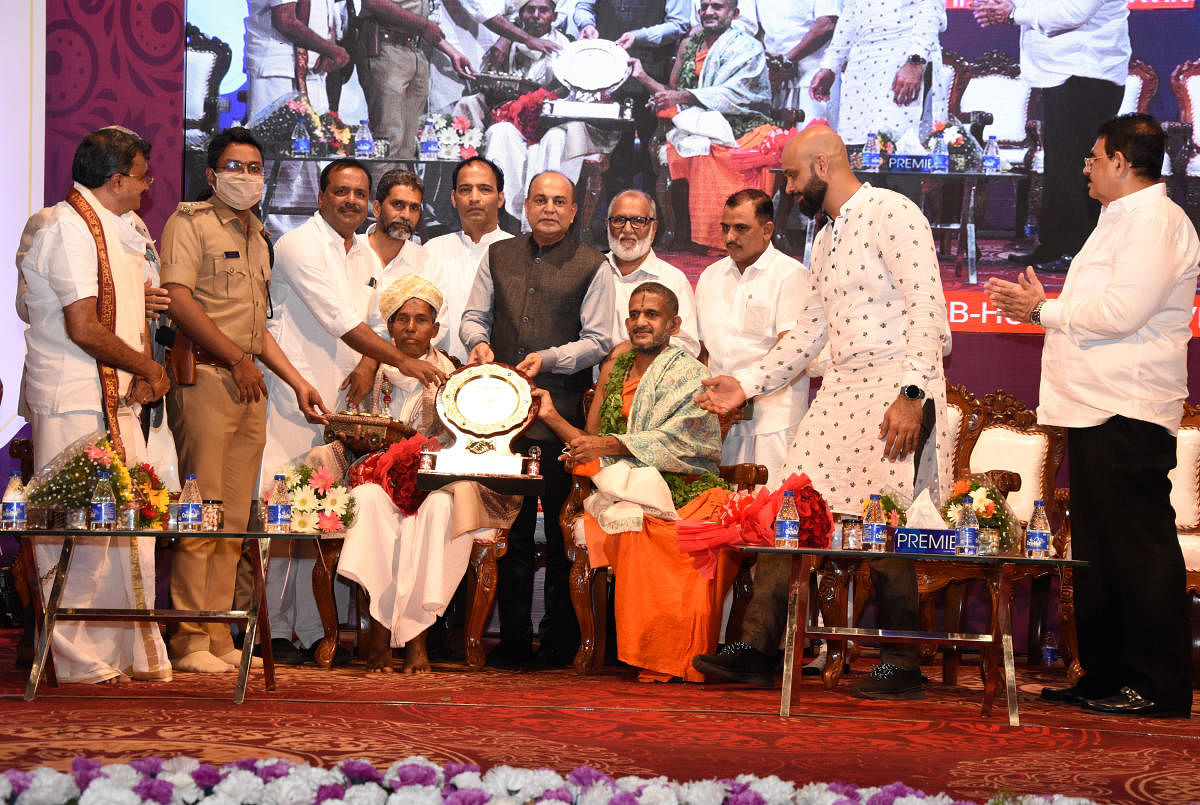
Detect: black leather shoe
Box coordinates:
(487, 641, 534, 668)
(1082, 686, 1191, 717)
(692, 642, 776, 687)
(1006, 247, 1058, 265)
(254, 637, 305, 666)
(849, 663, 924, 700)
(1034, 255, 1074, 274)
(1040, 684, 1090, 705)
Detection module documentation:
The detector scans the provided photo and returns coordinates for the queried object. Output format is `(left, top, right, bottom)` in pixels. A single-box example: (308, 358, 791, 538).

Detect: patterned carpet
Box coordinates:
(1, 631, 1197, 804)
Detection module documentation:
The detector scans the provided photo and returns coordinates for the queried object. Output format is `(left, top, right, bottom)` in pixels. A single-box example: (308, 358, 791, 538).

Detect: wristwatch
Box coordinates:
(906, 54, 928, 66)
(901, 385, 925, 400)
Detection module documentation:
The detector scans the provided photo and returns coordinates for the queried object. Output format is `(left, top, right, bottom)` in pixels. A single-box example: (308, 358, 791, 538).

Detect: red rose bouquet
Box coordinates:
(348, 434, 442, 516)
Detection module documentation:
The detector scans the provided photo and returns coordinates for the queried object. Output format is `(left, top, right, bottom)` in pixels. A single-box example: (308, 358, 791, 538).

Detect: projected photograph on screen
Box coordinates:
(182, 0, 1199, 250)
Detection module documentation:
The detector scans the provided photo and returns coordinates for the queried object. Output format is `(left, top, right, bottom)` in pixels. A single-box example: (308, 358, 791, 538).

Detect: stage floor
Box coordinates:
(1, 631, 1197, 804)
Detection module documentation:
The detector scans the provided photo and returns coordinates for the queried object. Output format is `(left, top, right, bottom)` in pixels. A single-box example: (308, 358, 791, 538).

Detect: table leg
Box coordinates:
(245, 537, 275, 697)
(18, 535, 56, 687)
(958, 177, 979, 284)
(998, 565, 1019, 726)
(25, 535, 75, 701)
(779, 554, 811, 718)
(260, 160, 283, 224)
(817, 557, 853, 690)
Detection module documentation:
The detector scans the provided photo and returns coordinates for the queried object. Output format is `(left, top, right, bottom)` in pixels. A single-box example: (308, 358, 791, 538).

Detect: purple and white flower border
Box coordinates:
(0, 756, 1102, 805)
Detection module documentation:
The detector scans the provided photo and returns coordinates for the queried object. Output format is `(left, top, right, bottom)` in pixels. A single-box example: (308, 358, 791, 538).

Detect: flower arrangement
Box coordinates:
(941, 478, 1021, 551)
(491, 87, 560, 144)
(926, 120, 966, 150)
(348, 433, 442, 516)
(128, 462, 170, 530)
(862, 491, 907, 528)
(1, 754, 1083, 804)
(26, 430, 137, 510)
(246, 93, 356, 156)
(421, 113, 484, 160)
(275, 463, 356, 534)
(876, 129, 898, 156)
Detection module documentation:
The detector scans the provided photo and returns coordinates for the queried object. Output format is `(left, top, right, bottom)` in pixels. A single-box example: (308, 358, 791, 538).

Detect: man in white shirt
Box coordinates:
(987, 114, 1197, 718)
(738, 0, 840, 128)
(244, 0, 350, 117)
(423, 156, 514, 364)
(694, 127, 952, 699)
(603, 190, 699, 358)
(975, 0, 1129, 272)
(260, 158, 446, 664)
(694, 189, 808, 483)
(20, 127, 172, 684)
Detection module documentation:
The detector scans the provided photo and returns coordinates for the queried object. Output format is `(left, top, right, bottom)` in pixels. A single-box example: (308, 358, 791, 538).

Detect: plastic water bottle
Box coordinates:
(266, 474, 292, 534)
(982, 135, 1001, 173)
(355, 120, 375, 158)
(417, 119, 439, 161)
(290, 121, 311, 157)
(956, 495, 979, 556)
(774, 490, 800, 549)
(862, 132, 881, 170)
(90, 472, 116, 530)
(1041, 630, 1059, 664)
(1025, 499, 1051, 559)
(1, 472, 26, 530)
(178, 473, 202, 532)
(930, 132, 949, 173)
(862, 494, 887, 552)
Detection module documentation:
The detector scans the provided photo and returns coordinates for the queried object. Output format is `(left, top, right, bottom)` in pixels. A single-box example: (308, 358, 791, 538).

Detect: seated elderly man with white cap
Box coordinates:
(335, 274, 522, 673)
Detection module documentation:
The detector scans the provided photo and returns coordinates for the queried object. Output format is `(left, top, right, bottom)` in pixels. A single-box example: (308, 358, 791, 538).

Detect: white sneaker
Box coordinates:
(174, 650, 236, 673)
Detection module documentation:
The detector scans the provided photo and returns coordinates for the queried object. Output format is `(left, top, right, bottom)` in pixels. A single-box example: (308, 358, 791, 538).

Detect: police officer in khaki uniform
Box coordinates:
(161, 128, 329, 674)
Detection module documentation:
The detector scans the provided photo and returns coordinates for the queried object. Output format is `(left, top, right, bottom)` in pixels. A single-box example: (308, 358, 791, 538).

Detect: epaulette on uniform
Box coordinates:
(176, 201, 213, 216)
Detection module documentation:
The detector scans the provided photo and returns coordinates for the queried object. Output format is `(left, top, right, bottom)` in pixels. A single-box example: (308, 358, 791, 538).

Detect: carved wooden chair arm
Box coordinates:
(967, 469, 1022, 496)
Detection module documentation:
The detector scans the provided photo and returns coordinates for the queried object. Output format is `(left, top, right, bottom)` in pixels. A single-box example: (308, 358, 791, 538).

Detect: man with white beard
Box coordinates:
(602, 190, 699, 358)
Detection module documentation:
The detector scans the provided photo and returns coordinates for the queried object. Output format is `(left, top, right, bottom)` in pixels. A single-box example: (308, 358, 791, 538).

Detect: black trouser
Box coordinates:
(1068, 416, 1192, 710)
(739, 400, 935, 669)
(1038, 76, 1124, 258)
(496, 434, 580, 656)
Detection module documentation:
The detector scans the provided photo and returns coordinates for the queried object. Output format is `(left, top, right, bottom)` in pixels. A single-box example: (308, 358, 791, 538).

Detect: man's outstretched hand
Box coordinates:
(694, 376, 747, 415)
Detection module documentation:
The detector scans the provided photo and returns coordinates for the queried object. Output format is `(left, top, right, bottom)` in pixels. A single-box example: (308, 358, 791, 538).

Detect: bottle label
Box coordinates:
(862, 151, 881, 169)
(419, 139, 439, 159)
(957, 526, 979, 551)
(292, 136, 311, 155)
(179, 503, 202, 525)
(1025, 528, 1050, 552)
(774, 519, 799, 549)
(90, 501, 116, 525)
(267, 504, 292, 527)
(862, 522, 887, 548)
(982, 155, 1001, 172)
(355, 139, 373, 156)
(931, 154, 949, 173)
(2, 501, 26, 523)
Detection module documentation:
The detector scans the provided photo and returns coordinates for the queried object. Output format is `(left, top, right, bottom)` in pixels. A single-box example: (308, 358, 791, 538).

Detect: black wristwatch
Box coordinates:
(906, 54, 927, 66)
(901, 385, 925, 400)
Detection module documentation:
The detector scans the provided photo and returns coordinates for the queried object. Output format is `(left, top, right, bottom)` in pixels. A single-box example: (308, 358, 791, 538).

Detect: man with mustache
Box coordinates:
(694, 189, 809, 487)
(259, 159, 447, 665)
(693, 127, 951, 699)
(423, 157, 513, 364)
(602, 190, 699, 358)
(460, 170, 616, 666)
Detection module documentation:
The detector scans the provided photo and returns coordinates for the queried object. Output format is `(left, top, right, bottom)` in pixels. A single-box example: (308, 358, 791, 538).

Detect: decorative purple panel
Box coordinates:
(44, 0, 185, 237)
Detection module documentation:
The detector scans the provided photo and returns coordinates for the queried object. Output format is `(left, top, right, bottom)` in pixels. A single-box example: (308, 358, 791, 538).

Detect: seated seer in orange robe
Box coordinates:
(532, 281, 738, 681)
(629, 0, 781, 251)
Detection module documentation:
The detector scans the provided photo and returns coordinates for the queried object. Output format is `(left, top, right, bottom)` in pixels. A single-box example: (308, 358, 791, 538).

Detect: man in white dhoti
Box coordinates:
(809, 0, 946, 146)
(693, 126, 952, 699)
(336, 274, 521, 672)
(20, 127, 173, 684)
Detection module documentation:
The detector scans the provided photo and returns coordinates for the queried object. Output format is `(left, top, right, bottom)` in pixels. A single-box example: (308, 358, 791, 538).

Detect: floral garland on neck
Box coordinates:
(597, 349, 730, 509)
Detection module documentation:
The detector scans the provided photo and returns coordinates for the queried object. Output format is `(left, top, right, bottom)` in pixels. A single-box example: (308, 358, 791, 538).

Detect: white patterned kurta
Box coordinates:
(732, 184, 952, 514)
(818, 0, 946, 145)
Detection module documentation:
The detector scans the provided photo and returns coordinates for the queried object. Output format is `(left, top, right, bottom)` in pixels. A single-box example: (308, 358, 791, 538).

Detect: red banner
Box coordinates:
(944, 290, 1200, 336)
(946, 1, 1193, 7)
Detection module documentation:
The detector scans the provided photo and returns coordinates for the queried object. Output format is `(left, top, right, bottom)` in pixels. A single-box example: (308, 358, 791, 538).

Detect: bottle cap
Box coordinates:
(1034, 499, 1044, 506)
(869, 494, 881, 500)
(9, 471, 19, 478)
(99, 472, 111, 480)
(963, 495, 973, 504)
(783, 490, 795, 497)
(275, 474, 286, 480)
(186, 473, 197, 480)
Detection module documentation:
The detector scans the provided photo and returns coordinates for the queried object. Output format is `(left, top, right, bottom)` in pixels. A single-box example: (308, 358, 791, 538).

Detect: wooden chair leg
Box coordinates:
(943, 582, 967, 685)
(569, 541, 605, 675)
(1189, 590, 1200, 690)
(918, 594, 937, 666)
(311, 539, 344, 669)
(465, 533, 506, 670)
(1058, 568, 1083, 683)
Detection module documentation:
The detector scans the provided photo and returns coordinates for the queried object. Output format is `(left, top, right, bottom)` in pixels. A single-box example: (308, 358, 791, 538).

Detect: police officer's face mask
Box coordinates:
(211, 172, 265, 211)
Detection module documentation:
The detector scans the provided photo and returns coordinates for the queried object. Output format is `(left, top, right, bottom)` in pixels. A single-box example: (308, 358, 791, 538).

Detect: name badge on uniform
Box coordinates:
(224, 251, 240, 258)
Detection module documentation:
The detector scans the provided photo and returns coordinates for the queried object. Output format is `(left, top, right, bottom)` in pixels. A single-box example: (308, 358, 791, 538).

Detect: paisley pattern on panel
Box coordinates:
(44, 0, 184, 237)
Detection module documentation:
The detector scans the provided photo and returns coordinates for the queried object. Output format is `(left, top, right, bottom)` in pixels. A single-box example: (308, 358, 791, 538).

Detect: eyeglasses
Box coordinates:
(216, 159, 264, 175)
(119, 171, 154, 186)
(607, 215, 655, 231)
(1083, 154, 1104, 170)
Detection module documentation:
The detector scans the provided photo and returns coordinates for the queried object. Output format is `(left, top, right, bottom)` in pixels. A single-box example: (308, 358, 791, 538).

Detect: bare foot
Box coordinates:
(403, 632, 431, 674)
(363, 617, 394, 673)
(99, 674, 127, 684)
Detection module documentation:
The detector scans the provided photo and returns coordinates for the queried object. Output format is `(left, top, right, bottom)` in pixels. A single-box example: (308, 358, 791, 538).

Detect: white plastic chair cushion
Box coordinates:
(1179, 533, 1200, 572)
(1168, 427, 1200, 529)
(960, 75, 1030, 144)
(1118, 73, 1143, 116)
(968, 425, 1047, 523)
(185, 49, 217, 120)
